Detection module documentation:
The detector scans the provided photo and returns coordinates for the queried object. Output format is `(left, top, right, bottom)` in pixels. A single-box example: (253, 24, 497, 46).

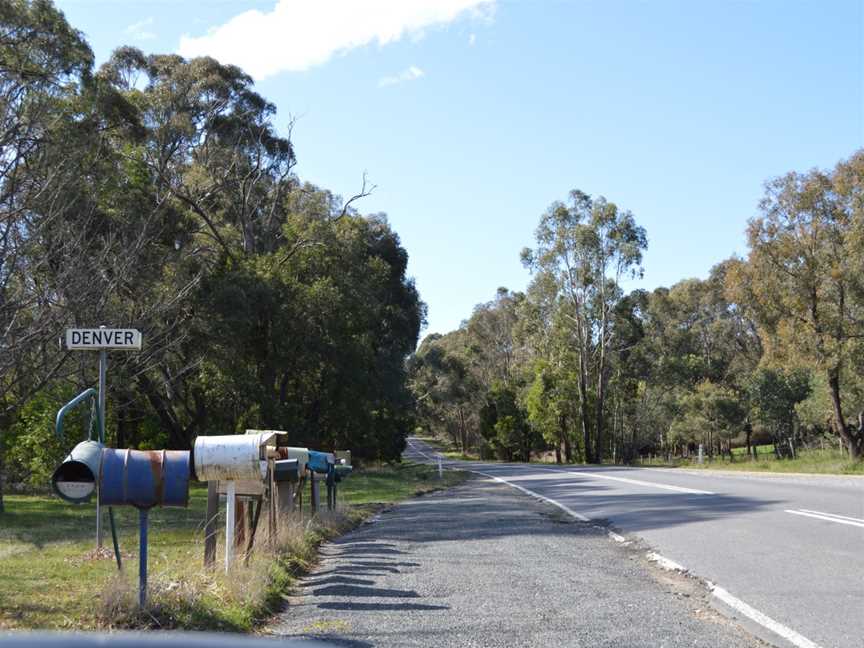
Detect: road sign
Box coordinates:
(65, 328, 142, 350)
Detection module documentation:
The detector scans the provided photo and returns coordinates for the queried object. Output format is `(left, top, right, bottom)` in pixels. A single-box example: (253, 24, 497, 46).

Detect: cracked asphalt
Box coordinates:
(272, 476, 764, 647)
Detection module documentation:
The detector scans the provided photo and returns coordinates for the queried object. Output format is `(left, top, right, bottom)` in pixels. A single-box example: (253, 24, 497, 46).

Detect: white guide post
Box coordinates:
(438, 456, 443, 479)
(225, 481, 236, 572)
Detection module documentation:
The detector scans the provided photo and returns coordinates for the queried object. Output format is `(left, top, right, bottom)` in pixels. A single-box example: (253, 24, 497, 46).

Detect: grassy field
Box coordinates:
(419, 433, 862, 475)
(649, 447, 864, 475)
(0, 462, 467, 631)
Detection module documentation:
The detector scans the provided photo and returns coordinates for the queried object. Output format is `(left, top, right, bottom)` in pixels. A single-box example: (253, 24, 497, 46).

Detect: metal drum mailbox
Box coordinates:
(194, 432, 276, 572)
(193, 432, 275, 482)
(281, 446, 309, 475)
(99, 449, 191, 509)
(98, 448, 192, 608)
(51, 440, 104, 504)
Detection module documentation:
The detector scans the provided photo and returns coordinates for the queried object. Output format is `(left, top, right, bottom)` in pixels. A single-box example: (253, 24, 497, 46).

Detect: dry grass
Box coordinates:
(0, 461, 467, 631)
(94, 508, 361, 631)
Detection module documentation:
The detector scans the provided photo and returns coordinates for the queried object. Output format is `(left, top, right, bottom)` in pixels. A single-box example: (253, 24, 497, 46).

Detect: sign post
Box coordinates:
(64, 327, 143, 550)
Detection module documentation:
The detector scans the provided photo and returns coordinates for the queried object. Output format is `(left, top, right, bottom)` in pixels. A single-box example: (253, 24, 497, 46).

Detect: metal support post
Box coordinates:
(96, 343, 107, 549)
(310, 472, 318, 513)
(225, 481, 236, 572)
(138, 509, 148, 608)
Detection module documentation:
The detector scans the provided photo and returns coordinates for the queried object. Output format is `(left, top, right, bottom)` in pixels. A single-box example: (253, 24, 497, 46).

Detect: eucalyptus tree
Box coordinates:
(728, 151, 864, 458)
(521, 190, 646, 462)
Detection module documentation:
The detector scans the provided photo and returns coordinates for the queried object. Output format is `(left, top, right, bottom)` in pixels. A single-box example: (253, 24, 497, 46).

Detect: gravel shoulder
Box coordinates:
(272, 476, 765, 648)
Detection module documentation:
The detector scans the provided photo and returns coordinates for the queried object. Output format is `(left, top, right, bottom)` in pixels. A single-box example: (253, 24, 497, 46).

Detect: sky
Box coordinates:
(56, 0, 863, 339)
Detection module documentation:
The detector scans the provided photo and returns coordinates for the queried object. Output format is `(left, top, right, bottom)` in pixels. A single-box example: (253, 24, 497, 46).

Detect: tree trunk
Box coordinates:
(744, 419, 752, 460)
(827, 368, 863, 459)
(577, 347, 592, 463)
(595, 352, 606, 464)
(0, 446, 5, 514)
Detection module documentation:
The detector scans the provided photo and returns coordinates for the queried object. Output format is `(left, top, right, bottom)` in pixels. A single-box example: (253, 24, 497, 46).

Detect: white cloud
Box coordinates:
(468, 33, 476, 46)
(124, 17, 156, 41)
(178, 0, 495, 80)
(378, 65, 424, 87)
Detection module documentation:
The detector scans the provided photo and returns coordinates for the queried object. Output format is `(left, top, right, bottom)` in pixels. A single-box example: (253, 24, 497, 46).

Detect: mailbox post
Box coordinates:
(193, 432, 276, 571)
(99, 448, 191, 607)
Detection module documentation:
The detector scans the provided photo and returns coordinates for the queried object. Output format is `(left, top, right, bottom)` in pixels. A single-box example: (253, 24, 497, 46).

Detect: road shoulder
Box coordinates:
(271, 476, 766, 647)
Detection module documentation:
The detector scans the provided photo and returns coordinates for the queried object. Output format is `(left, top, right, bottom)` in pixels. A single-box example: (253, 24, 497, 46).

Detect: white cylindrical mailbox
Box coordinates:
(193, 433, 275, 482)
(280, 447, 309, 475)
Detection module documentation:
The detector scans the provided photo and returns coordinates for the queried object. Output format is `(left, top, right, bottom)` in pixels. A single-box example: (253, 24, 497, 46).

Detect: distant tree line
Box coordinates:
(0, 0, 425, 509)
(409, 152, 864, 465)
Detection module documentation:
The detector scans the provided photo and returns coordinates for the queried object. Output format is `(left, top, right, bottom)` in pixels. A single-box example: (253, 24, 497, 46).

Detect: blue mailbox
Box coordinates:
(307, 450, 335, 474)
(98, 448, 192, 608)
(99, 449, 191, 509)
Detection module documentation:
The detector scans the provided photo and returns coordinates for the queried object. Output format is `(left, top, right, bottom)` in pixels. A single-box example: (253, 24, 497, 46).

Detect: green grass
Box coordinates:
(0, 461, 467, 631)
(642, 447, 864, 475)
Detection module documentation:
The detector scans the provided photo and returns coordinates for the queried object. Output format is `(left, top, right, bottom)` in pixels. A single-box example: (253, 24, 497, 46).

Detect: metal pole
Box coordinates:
(96, 342, 107, 549)
(138, 508, 148, 608)
(108, 507, 122, 570)
(225, 481, 236, 572)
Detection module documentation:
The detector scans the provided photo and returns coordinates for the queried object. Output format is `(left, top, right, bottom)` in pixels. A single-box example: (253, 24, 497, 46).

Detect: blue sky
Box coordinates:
(57, 0, 863, 338)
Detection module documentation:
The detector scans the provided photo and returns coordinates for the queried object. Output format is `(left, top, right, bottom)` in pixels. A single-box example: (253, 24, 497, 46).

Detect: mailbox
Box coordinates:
(308, 450, 335, 474)
(334, 464, 353, 482)
(193, 432, 275, 482)
(51, 440, 104, 504)
(280, 447, 309, 476)
(99, 448, 191, 509)
(274, 458, 299, 483)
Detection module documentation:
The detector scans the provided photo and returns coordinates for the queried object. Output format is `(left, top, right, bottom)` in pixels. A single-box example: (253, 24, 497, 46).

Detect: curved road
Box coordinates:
(405, 438, 864, 648)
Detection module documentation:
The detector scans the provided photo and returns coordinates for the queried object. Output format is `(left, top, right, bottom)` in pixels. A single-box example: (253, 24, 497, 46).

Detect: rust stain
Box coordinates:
(146, 450, 165, 506)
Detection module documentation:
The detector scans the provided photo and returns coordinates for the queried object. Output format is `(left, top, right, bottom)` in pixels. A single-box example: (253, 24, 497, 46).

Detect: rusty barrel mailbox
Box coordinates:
(100, 449, 190, 509)
(99, 448, 192, 608)
(51, 440, 104, 504)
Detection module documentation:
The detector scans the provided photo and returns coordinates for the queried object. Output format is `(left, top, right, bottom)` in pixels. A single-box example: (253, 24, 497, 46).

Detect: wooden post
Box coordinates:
(268, 461, 277, 543)
(235, 499, 246, 551)
(204, 481, 219, 569)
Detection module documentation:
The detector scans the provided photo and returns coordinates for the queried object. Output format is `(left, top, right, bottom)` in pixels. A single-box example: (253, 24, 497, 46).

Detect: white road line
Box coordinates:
(408, 441, 824, 648)
(530, 465, 716, 495)
(472, 470, 591, 521)
(646, 552, 687, 573)
(708, 582, 824, 648)
(797, 509, 864, 523)
(785, 509, 864, 528)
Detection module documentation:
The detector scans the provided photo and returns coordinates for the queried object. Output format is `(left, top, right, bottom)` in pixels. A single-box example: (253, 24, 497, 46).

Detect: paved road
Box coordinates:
(404, 438, 864, 648)
(274, 478, 764, 647)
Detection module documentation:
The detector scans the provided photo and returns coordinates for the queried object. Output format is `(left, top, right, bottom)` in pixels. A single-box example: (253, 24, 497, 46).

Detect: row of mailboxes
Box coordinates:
(52, 438, 351, 508)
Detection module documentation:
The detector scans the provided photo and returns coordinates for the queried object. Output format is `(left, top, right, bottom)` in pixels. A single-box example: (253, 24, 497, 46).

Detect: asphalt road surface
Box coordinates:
(402, 438, 864, 648)
(274, 477, 764, 647)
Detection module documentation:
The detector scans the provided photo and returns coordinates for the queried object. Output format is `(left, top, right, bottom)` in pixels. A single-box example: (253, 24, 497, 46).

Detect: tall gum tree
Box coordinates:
(728, 151, 864, 458)
(521, 190, 646, 462)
